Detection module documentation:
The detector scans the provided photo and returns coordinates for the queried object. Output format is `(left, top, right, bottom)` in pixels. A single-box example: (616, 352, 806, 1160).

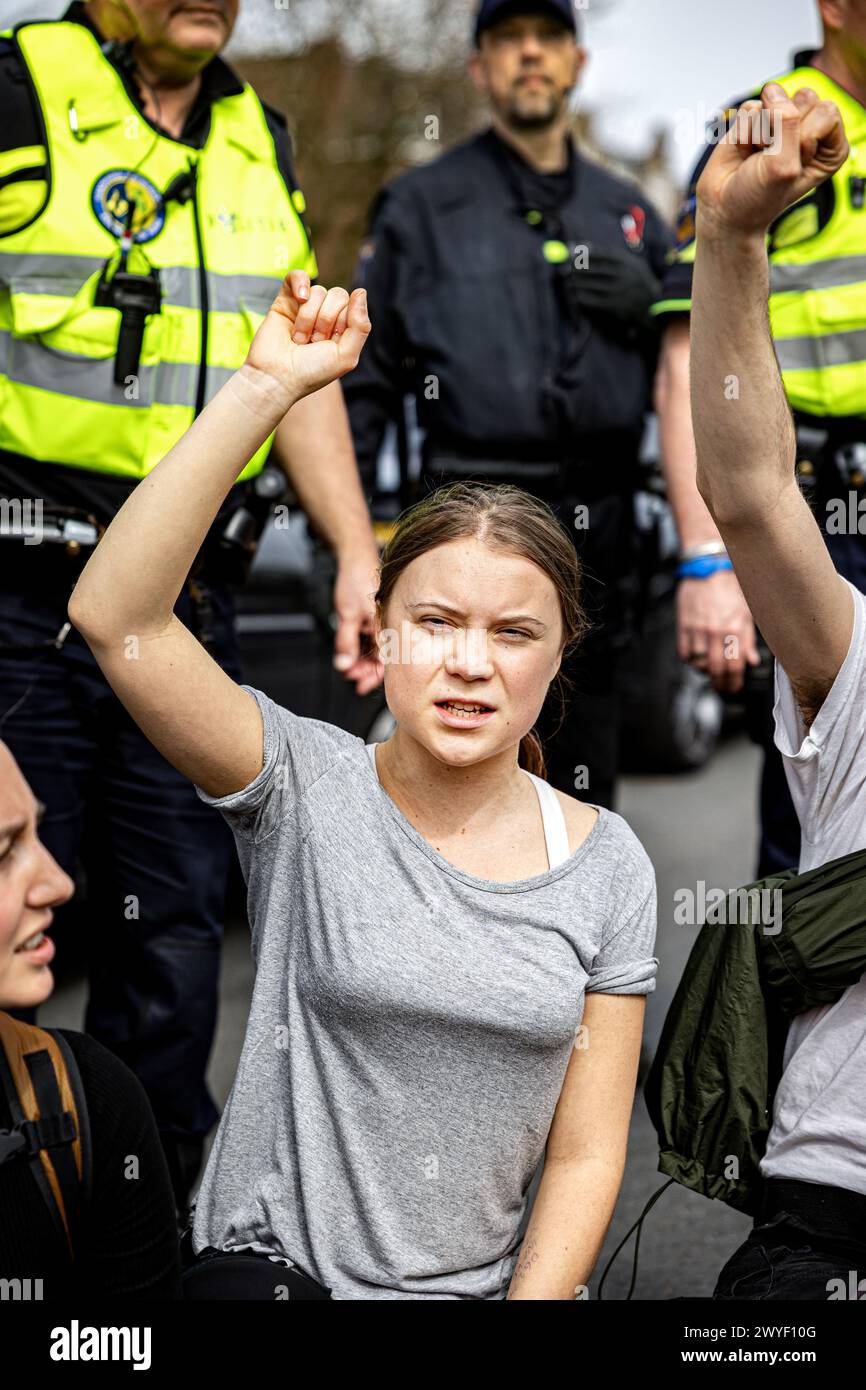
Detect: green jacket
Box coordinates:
(644, 848, 866, 1216)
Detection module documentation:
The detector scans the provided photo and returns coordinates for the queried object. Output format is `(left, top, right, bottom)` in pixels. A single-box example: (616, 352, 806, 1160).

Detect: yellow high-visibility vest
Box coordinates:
(653, 65, 866, 418)
(0, 20, 317, 481)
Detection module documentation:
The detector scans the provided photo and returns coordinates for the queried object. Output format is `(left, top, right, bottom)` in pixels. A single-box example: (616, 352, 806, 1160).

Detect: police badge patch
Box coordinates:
(621, 204, 646, 250)
(91, 170, 166, 243)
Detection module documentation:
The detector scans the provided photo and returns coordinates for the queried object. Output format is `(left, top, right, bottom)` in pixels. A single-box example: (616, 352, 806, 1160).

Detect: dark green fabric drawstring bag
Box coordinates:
(645, 846, 866, 1216)
(599, 848, 866, 1298)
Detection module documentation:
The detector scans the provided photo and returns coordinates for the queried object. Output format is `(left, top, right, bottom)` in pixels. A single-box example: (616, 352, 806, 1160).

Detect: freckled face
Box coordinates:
(376, 537, 565, 767)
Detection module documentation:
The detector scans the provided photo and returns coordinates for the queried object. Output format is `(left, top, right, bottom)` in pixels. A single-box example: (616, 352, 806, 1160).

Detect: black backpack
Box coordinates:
(0, 1012, 92, 1258)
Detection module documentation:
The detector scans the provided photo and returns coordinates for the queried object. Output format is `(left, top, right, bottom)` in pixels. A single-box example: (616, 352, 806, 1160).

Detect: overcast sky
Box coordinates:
(6, 0, 821, 182)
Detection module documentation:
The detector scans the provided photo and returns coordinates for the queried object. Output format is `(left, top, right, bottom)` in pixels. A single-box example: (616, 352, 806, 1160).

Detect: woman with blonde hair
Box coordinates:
(69, 271, 658, 1300)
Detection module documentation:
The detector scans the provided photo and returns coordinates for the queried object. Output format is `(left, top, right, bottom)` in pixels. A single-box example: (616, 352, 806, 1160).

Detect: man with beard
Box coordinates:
(342, 0, 672, 810)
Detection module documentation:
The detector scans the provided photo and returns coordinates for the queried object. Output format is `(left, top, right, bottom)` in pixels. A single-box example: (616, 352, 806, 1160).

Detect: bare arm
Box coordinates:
(506, 994, 645, 1300)
(690, 84, 853, 726)
(270, 382, 383, 694)
(655, 319, 758, 692)
(68, 273, 371, 798)
(656, 318, 723, 549)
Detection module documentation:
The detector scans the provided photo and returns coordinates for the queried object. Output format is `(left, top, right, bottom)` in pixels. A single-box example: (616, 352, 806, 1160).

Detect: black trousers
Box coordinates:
(713, 1179, 866, 1301)
(179, 1230, 332, 1300)
(419, 464, 638, 811)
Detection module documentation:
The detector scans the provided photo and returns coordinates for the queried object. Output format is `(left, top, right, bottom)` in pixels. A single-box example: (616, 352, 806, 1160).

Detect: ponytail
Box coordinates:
(519, 728, 546, 778)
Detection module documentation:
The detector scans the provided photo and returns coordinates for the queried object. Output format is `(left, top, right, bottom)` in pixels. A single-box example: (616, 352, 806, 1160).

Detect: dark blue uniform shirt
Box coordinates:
(342, 126, 673, 493)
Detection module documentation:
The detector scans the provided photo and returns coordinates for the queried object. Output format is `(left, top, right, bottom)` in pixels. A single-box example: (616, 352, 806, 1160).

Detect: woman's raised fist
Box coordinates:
(244, 270, 371, 406)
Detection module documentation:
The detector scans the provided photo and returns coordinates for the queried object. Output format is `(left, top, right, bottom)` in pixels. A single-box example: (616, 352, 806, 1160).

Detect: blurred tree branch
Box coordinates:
(235, 1, 484, 284)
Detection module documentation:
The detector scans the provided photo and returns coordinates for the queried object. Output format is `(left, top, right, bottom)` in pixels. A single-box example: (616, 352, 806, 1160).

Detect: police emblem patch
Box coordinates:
(621, 204, 645, 250)
(91, 170, 166, 243)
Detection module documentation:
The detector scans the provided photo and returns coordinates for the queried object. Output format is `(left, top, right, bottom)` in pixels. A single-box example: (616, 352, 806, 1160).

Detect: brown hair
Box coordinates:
(374, 482, 590, 777)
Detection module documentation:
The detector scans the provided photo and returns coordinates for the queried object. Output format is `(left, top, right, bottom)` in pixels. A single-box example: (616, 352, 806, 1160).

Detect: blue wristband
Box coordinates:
(676, 555, 734, 580)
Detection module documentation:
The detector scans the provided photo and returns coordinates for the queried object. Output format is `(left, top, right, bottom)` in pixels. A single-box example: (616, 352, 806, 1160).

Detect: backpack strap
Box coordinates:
(46, 1026, 92, 1203)
(0, 1013, 90, 1260)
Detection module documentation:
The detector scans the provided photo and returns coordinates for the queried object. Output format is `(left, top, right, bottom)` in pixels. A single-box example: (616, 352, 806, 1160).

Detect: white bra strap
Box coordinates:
(367, 743, 570, 869)
(524, 770, 571, 869)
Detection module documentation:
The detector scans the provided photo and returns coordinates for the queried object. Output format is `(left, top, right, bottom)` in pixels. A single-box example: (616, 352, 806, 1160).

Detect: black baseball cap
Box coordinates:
(474, 0, 580, 43)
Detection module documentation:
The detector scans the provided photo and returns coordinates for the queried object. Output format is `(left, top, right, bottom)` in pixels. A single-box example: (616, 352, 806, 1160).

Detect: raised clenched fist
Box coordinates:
(244, 270, 371, 407)
(695, 82, 848, 241)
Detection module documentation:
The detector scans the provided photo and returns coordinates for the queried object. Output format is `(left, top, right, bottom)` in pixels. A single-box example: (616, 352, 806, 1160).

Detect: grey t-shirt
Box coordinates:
(191, 686, 658, 1300)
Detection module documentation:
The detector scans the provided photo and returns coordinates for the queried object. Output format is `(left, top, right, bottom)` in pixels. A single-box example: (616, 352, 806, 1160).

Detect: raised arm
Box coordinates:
(690, 83, 853, 727)
(68, 273, 371, 798)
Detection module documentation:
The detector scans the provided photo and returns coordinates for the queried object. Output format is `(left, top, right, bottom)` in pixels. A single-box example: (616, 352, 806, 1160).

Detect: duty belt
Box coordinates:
(421, 447, 638, 504)
(794, 416, 866, 506)
(424, 450, 562, 483)
(0, 506, 101, 556)
(0, 505, 218, 652)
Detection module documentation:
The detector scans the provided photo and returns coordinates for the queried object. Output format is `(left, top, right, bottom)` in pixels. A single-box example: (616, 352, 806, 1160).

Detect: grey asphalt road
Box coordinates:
(589, 730, 762, 1300)
(40, 728, 764, 1300)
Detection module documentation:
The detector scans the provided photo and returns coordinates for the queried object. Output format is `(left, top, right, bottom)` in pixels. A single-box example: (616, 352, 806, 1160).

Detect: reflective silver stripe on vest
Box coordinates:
(166, 269, 282, 313)
(0, 254, 198, 306)
(0, 330, 237, 408)
(0, 251, 106, 289)
(0, 251, 281, 314)
(775, 328, 866, 373)
(213, 272, 282, 312)
(769, 256, 866, 295)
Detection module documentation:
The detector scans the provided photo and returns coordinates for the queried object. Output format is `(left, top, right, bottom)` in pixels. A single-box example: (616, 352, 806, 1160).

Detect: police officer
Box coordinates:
(342, 0, 672, 810)
(0, 0, 381, 1218)
(653, 0, 866, 875)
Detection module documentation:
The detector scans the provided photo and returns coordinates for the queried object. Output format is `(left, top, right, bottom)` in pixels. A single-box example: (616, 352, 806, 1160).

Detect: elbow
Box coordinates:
(67, 576, 113, 648)
(694, 461, 738, 528)
(68, 574, 174, 650)
(694, 463, 715, 514)
(67, 582, 96, 643)
(67, 581, 83, 630)
(695, 456, 769, 532)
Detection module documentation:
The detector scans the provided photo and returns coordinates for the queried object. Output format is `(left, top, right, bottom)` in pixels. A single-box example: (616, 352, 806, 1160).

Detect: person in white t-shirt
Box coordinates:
(688, 78, 866, 1298)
